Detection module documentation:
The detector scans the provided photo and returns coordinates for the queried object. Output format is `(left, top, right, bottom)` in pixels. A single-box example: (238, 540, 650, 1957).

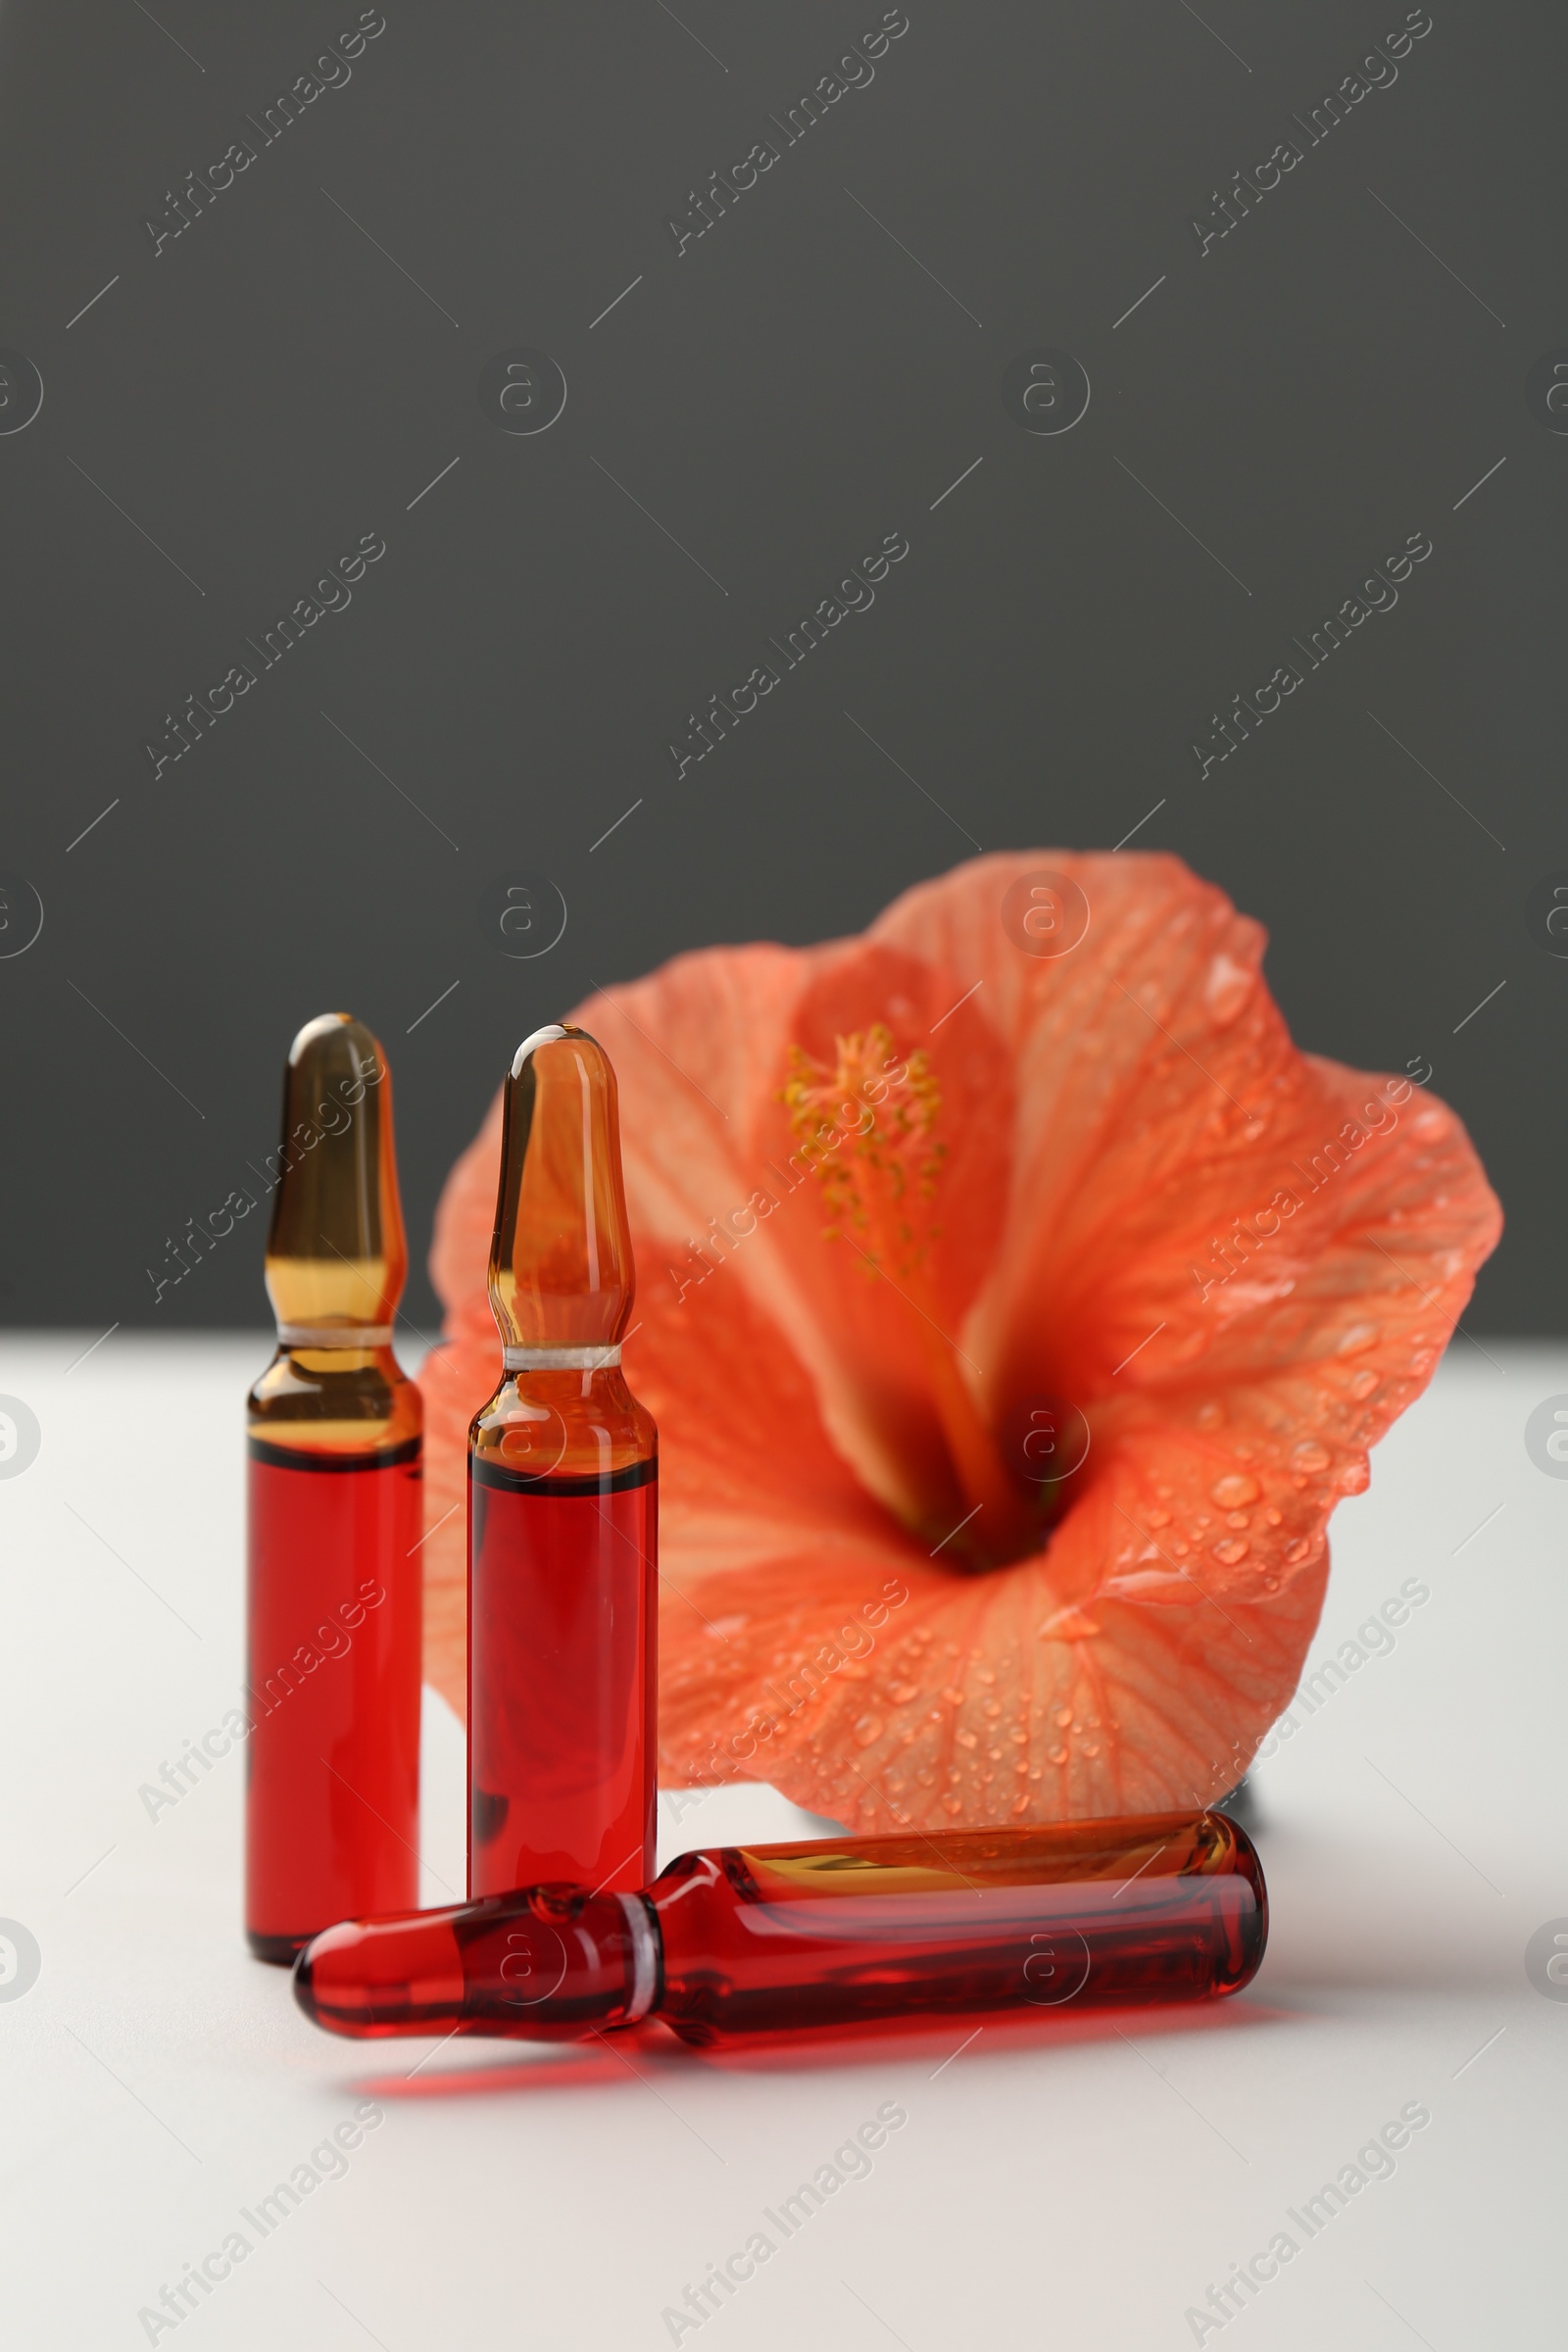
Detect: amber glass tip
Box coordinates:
(264, 1010, 406, 1334)
(512, 1022, 569, 1077)
(289, 1010, 357, 1063)
(488, 1021, 635, 1351)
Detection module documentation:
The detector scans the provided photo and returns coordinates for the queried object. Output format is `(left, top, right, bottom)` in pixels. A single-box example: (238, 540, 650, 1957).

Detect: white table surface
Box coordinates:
(1, 1332, 1561, 2350)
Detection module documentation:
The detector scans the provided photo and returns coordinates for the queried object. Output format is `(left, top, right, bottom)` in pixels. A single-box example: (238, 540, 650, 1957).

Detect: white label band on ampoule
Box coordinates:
(616, 1893, 660, 2023)
(503, 1345, 621, 1370)
(276, 1323, 395, 1348)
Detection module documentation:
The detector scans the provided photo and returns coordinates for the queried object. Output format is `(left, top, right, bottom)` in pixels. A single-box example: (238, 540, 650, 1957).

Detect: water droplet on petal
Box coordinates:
(1291, 1441, 1331, 1473)
(889, 1683, 921, 1703)
(1212, 1536, 1250, 1565)
(1348, 1368, 1379, 1399)
(1284, 1537, 1311, 1564)
(1203, 951, 1254, 1026)
(1337, 1321, 1380, 1355)
(1054, 1706, 1073, 1728)
(1048, 1743, 1068, 1765)
(1210, 1473, 1259, 1508)
(942, 1794, 963, 1814)
(853, 1714, 882, 1747)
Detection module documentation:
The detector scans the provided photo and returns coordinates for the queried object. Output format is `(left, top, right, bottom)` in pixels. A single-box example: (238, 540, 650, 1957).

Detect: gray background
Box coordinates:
(0, 0, 1557, 1335)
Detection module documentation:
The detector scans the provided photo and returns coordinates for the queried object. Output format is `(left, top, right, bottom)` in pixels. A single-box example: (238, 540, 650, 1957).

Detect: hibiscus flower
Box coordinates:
(419, 853, 1499, 1832)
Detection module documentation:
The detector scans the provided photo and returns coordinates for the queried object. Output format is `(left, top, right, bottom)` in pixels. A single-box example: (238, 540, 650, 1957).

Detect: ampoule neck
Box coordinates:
(274, 1340, 402, 1373)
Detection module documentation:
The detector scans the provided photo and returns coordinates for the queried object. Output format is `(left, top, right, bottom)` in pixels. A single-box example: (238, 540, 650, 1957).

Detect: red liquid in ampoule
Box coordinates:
(646, 1816, 1265, 2044)
(246, 1438, 421, 1959)
(468, 1456, 657, 1897)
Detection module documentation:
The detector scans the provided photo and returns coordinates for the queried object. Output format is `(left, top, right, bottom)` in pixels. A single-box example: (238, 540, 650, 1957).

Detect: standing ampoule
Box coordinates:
(294, 1813, 1267, 2045)
(468, 1024, 657, 1899)
(245, 1014, 422, 1963)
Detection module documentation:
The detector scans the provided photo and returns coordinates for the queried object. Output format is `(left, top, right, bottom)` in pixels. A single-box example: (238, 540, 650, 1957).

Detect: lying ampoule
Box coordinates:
(246, 1014, 422, 1963)
(295, 1812, 1265, 2045)
(468, 1025, 657, 1899)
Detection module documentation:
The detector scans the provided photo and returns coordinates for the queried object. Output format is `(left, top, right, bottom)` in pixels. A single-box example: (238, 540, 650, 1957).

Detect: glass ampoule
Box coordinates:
(295, 1812, 1265, 2045)
(245, 1014, 422, 1963)
(468, 1025, 657, 1901)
